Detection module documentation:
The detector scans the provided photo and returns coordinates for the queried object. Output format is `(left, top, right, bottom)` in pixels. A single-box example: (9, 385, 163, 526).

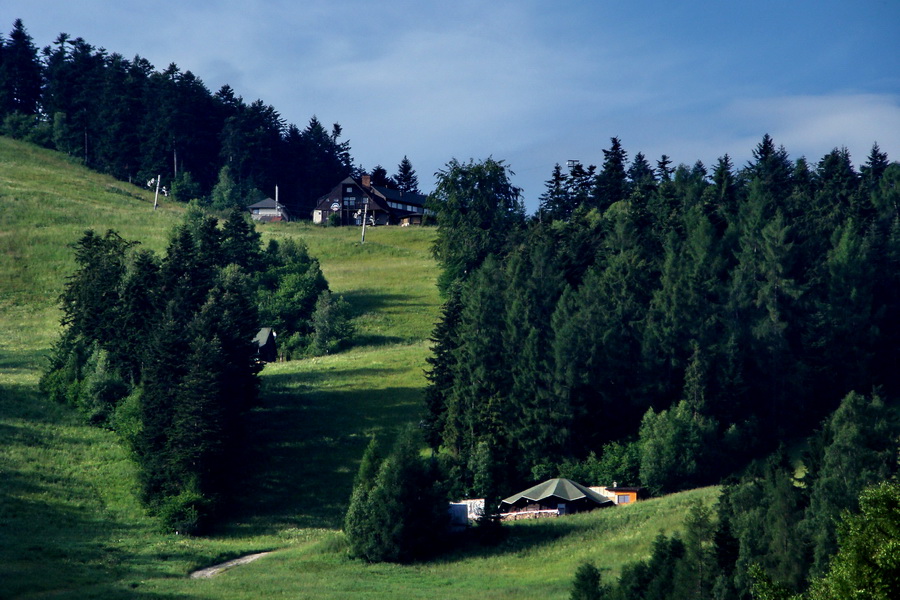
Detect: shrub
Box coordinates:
(156, 485, 209, 535)
(309, 291, 355, 355)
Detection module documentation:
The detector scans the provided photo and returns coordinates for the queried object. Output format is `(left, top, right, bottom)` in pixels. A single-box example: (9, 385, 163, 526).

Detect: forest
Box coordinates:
(0, 18, 372, 214)
(416, 142, 900, 598)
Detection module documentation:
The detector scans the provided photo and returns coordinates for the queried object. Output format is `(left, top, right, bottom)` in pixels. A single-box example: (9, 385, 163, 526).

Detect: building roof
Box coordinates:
(372, 185, 428, 208)
(254, 327, 275, 347)
(501, 478, 613, 507)
(248, 198, 279, 209)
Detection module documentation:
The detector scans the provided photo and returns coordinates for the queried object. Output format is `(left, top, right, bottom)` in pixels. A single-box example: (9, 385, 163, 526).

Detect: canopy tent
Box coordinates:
(500, 478, 614, 515)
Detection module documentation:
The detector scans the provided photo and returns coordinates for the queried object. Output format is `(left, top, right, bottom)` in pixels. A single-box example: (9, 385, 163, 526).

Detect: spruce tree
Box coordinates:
(594, 136, 629, 211)
(506, 233, 570, 469)
(423, 283, 464, 449)
(570, 562, 608, 600)
(1, 19, 42, 116)
(395, 155, 420, 193)
(345, 428, 447, 563)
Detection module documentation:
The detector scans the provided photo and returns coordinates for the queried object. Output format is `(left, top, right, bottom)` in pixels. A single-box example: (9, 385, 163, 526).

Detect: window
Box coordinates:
(346, 186, 353, 193)
(617, 495, 631, 504)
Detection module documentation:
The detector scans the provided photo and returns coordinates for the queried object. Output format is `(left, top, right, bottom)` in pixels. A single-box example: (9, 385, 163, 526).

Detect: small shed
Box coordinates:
(500, 478, 613, 519)
(254, 327, 277, 363)
(605, 485, 649, 505)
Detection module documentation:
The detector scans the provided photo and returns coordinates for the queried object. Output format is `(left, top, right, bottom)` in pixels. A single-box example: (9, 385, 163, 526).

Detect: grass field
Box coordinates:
(1, 137, 719, 599)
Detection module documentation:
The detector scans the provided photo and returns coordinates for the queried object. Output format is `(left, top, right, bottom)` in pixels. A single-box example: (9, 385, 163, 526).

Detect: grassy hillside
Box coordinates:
(1, 137, 719, 599)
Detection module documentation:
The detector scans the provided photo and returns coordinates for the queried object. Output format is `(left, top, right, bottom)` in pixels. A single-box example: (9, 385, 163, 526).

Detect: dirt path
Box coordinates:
(189, 551, 273, 579)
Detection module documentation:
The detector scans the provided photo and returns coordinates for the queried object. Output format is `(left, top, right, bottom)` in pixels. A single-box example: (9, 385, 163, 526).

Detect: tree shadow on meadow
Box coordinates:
(433, 515, 599, 566)
(229, 366, 425, 531)
(0, 386, 201, 600)
(340, 289, 436, 315)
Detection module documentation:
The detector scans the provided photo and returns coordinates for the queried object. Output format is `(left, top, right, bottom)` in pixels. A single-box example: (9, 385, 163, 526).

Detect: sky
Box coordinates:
(4, 1, 899, 212)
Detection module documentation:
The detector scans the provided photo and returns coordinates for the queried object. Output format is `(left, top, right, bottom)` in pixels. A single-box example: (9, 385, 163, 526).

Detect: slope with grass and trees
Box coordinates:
(4, 15, 900, 595)
(2, 134, 730, 599)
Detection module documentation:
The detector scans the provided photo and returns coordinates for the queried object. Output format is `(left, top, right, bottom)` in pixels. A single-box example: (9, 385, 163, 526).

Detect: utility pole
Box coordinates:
(361, 198, 369, 243)
(153, 175, 160, 210)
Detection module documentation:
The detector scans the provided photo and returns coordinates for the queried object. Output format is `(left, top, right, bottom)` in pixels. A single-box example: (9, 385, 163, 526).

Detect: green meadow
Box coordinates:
(1, 137, 718, 599)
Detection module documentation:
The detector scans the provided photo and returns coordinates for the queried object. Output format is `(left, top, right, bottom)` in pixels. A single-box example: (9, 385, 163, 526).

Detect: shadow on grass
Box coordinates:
(351, 333, 407, 347)
(434, 517, 586, 565)
(0, 446, 194, 599)
(228, 368, 424, 532)
(0, 388, 200, 599)
(341, 289, 434, 315)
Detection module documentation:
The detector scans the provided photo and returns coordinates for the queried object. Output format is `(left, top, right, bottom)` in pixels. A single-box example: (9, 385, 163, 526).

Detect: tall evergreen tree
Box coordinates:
(395, 155, 420, 193)
(442, 257, 514, 493)
(344, 428, 447, 563)
(539, 163, 570, 222)
(0, 19, 42, 116)
(503, 228, 568, 467)
(594, 136, 629, 211)
(423, 283, 464, 449)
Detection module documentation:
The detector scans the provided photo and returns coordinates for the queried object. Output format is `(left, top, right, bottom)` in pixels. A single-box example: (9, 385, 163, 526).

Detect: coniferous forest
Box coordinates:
(422, 143, 900, 597)
(0, 18, 357, 214)
(3, 15, 899, 600)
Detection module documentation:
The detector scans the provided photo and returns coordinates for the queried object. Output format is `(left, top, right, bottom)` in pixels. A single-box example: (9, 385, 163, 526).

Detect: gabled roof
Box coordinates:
(501, 478, 612, 506)
(248, 198, 279, 209)
(254, 327, 275, 347)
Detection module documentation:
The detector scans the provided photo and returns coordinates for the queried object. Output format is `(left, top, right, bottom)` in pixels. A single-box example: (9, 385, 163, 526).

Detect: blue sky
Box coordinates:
(4, 1, 899, 211)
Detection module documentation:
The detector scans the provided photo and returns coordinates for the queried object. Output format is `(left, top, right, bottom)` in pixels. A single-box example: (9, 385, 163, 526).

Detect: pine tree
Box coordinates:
(538, 163, 570, 222)
(220, 206, 262, 273)
(594, 136, 629, 212)
(60, 229, 135, 349)
(627, 151, 657, 196)
(423, 283, 464, 449)
(344, 428, 447, 562)
(503, 229, 568, 468)
(395, 155, 420, 193)
(570, 562, 608, 600)
(672, 503, 717, 600)
(656, 155, 674, 182)
(0, 19, 42, 116)
(115, 249, 161, 383)
(441, 256, 512, 480)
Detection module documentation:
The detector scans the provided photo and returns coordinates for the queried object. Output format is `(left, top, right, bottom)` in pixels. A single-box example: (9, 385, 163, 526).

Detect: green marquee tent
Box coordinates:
(500, 478, 614, 515)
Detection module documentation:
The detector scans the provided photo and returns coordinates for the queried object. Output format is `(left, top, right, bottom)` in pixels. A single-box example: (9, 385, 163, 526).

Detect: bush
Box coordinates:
(309, 291, 355, 355)
(570, 562, 608, 600)
(156, 485, 209, 535)
(77, 346, 129, 426)
(111, 388, 143, 450)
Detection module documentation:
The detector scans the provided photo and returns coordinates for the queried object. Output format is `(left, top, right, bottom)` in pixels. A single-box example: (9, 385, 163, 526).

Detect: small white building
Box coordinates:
(248, 197, 290, 222)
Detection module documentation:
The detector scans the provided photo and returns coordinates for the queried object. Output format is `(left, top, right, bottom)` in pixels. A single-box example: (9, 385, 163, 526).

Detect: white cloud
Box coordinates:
(725, 94, 900, 165)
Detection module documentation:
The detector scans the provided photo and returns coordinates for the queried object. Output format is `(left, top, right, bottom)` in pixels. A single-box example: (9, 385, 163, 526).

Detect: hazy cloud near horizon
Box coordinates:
(3, 1, 899, 208)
